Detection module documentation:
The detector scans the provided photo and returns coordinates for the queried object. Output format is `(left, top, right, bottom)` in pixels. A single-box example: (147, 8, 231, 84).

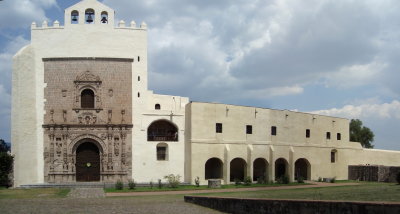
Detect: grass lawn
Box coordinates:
(197, 182, 400, 202)
(104, 182, 309, 193)
(0, 188, 70, 199)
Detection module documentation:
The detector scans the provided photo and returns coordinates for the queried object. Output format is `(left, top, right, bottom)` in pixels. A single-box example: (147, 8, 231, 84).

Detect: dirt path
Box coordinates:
(106, 182, 359, 197)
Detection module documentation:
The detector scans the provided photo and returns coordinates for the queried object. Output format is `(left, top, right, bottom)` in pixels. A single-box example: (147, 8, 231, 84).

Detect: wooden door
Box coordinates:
(76, 142, 100, 182)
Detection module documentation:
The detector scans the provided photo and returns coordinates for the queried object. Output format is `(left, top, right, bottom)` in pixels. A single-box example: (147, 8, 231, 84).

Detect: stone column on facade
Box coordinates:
(289, 146, 295, 182)
(246, 145, 253, 181)
(269, 145, 274, 182)
(224, 145, 230, 184)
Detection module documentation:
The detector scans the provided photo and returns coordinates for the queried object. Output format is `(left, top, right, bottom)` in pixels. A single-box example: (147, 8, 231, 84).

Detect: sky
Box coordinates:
(0, 0, 399, 150)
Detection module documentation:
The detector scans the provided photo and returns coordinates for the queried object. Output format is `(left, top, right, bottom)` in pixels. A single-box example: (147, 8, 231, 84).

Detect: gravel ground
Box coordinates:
(0, 196, 224, 214)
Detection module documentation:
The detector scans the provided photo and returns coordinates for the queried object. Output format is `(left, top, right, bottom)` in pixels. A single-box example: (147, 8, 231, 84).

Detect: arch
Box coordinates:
(81, 89, 95, 108)
(230, 158, 247, 182)
(155, 104, 161, 110)
(85, 8, 95, 24)
(75, 142, 100, 181)
(148, 120, 178, 141)
(205, 157, 223, 179)
(253, 158, 268, 181)
(71, 10, 79, 24)
(69, 134, 106, 155)
(275, 158, 288, 180)
(156, 143, 168, 160)
(101, 11, 108, 24)
(295, 158, 311, 180)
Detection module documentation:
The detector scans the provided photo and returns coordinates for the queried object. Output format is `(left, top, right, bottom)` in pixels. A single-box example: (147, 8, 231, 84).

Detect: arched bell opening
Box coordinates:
(101, 11, 108, 24)
(85, 9, 95, 24)
(71, 10, 79, 24)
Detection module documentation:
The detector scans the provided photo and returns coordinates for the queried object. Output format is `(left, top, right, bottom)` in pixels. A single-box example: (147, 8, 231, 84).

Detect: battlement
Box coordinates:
(31, 20, 147, 30)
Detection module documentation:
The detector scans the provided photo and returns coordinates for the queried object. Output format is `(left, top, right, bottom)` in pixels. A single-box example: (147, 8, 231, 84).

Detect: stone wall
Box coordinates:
(184, 196, 400, 214)
(348, 165, 400, 182)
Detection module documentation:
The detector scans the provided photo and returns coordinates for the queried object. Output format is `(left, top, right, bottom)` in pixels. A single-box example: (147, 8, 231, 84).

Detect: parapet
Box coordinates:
(31, 20, 147, 31)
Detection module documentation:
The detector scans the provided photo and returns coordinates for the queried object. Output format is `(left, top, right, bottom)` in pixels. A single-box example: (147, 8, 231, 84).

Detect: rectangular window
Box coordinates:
(337, 133, 341, 140)
(157, 146, 167, 160)
(306, 129, 310, 138)
(216, 123, 222, 133)
(246, 125, 252, 134)
(271, 126, 277, 136)
(331, 151, 336, 163)
(326, 132, 331, 140)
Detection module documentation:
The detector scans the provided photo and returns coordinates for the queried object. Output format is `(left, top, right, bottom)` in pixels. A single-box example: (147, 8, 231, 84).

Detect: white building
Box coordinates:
(12, 0, 400, 187)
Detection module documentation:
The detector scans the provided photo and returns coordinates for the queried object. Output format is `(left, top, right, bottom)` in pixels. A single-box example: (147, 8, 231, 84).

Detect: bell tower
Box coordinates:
(64, 0, 115, 27)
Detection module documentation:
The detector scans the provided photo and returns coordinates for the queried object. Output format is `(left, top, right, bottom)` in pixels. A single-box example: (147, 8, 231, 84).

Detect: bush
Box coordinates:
(396, 172, 400, 185)
(257, 176, 267, 184)
(330, 177, 336, 183)
(194, 176, 200, 187)
(115, 180, 123, 190)
(234, 178, 241, 186)
(158, 179, 162, 189)
(277, 175, 289, 184)
(244, 176, 252, 186)
(318, 177, 322, 182)
(128, 179, 136, 189)
(164, 174, 181, 188)
(0, 152, 13, 187)
(297, 176, 304, 183)
(150, 180, 153, 189)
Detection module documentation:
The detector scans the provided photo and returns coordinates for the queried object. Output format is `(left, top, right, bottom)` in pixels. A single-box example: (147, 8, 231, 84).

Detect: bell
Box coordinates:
(87, 14, 93, 23)
(101, 17, 107, 23)
(72, 15, 78, 22)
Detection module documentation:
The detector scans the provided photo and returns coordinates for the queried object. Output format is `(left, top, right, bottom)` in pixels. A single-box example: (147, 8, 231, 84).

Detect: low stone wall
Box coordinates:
(348, 165, 400, 182)
(184, 196, 400, 214)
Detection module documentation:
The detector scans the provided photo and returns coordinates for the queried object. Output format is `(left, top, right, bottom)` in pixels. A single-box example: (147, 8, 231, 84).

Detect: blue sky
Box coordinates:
(0, 0, 400, 150)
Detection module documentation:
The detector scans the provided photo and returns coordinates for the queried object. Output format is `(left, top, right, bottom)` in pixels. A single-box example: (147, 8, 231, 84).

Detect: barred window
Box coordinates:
(81, 89, 95, 108)
(157, 144, 168, 161)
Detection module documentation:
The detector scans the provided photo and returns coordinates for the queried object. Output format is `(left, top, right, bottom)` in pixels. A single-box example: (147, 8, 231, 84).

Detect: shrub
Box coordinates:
(297, 176, 304, 183)
(128, 179, 136, 189)
(194, 176, 200, 187)
(149, 180, 153, 189)
(0, 152, 13, 187)
(396, 172, 400, 185)
(330, 177, 336, 183)
(234, 178, 241, 186)
(244, 176, 252, 186)
(158, 179, 162, 189)
(257, 176, 267, 184)
(115, 180, 123, 190)
(164, 174, 181, 188)
(277, 175, 289, 184)
(318, 177, 322, 182)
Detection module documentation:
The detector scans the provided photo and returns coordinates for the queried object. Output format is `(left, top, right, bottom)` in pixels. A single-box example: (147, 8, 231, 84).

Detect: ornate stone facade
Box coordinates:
(42, 58, 133, 183)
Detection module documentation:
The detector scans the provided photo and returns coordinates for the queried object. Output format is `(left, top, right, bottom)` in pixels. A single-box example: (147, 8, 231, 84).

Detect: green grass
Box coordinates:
(104, 182, 309, 193)
(0, 188, 70, 199)
(197, 182, 400, 202)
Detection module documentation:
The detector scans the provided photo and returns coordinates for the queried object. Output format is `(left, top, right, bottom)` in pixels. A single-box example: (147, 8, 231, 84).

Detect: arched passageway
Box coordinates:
(253, 158, 268, 181)
(295, 158, 311, 180)
(205, 158, 223, 179)
(230, 158, 247, 182)
(275, 158, 288, 180)
(76, 142, 100, 181)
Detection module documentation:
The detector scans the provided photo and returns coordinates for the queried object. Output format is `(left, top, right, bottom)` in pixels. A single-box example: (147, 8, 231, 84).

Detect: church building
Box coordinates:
(12, 0, 400, 187)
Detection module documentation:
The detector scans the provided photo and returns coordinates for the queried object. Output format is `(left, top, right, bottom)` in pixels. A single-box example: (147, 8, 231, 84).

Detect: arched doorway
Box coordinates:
(76, 142, 100, 182)
(205, 158, 223, 179)
(230, 158, 247, 182)
(275, 158, 288, 180)
(253, 158, 268, 181)
(295, 158, 311, 180)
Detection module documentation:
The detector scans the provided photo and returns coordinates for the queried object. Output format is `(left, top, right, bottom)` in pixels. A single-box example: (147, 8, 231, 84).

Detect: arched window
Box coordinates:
(156, 143, 168, 161)
(155, 104, 161, 110)
(71, 10, 79, 24)
(148, 120, 178, 141)
(81, 89, 95, 108)
(85, 9, 95, 24)
(101, 11, 108, 24)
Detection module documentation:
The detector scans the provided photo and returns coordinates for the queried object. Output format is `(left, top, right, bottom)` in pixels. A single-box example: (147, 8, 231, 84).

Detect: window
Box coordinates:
(137, 92, 140, 97)
(85, 9, 95, 24)
(148, 120, 178, 141)
(81, 89, 95, 108)
(246, 125, 252, 134)
(337, 133, 341, 140)
(306, 129, 310, 138)
(101, 11, 108, 24)
(326, 132, 331, 140)
(71, 10, 79, 24)
(216, 123, 222, 133)
(271, 126, 277, 136)
(138, 76, 140, 81)
(138, 56, 140, 62)
(331, 150, 337, 163)
(157, 143, 168, 161)
(155, 104, 161, 110)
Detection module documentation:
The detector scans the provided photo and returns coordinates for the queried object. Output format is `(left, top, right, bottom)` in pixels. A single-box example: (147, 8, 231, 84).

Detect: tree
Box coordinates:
(350, 119, 374, 148)
(0, 139, 13, 187)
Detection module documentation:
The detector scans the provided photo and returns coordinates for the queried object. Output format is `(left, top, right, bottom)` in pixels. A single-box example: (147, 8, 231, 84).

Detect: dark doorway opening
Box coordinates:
(230, 158, 247, 182)
(275, 158, 288, 180)
(295, 158, 310, 180)
(205, 158, 223, 179)
(253, 158, 268, 181)
(76, 142, 100, 182)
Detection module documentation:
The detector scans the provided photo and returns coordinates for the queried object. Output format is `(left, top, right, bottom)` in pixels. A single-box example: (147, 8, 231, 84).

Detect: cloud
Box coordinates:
(0, 0, 58, 29)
